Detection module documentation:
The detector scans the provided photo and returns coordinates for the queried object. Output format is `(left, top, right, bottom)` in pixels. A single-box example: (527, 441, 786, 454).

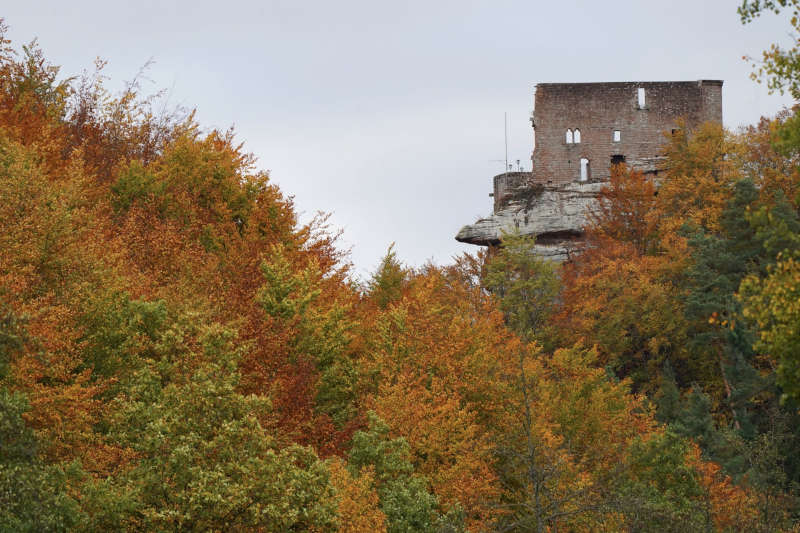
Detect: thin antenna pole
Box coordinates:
(504, 112, 508, 173)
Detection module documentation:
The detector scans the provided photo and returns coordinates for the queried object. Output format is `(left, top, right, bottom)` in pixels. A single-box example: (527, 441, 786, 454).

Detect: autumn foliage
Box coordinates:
(2, 17, 800, 533)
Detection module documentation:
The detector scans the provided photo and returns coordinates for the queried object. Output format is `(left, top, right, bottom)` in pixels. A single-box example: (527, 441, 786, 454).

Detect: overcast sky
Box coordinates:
(4, 1, 796, 278)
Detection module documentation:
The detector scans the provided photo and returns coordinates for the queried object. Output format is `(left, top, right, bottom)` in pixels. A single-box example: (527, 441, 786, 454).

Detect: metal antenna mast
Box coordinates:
(489, 113, 512, 172)
(504, 112, 508, 172)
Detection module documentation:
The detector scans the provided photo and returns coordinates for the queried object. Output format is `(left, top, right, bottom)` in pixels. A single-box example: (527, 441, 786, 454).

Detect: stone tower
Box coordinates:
(456, 80, 723, 260)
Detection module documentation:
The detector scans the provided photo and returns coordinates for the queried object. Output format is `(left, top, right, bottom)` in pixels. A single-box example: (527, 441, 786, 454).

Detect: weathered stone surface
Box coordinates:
(529, 243, 579, 262)
(456, 181, 604, 257)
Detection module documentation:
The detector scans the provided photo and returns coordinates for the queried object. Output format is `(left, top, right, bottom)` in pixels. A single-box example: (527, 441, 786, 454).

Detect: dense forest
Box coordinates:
(3, 3, 800, 531)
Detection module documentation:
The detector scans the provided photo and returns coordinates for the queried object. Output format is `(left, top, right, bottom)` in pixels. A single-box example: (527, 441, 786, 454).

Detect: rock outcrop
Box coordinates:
(456, 179, 604, 261)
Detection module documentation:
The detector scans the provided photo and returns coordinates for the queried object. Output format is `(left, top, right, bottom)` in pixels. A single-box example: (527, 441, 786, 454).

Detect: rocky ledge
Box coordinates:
(455, 181, 605, 261)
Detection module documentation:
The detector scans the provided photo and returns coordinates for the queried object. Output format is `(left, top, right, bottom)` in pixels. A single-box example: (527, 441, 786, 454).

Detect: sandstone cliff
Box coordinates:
(455, 179, 604, 261)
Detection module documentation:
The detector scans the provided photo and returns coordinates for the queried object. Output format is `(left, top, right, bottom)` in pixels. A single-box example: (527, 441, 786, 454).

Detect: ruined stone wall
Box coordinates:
(530, 80, 723, 185)
(492, 171, 531, 212)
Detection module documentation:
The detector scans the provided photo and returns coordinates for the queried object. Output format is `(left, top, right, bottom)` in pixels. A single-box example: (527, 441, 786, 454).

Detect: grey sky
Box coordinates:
(4, 1, 795, 278)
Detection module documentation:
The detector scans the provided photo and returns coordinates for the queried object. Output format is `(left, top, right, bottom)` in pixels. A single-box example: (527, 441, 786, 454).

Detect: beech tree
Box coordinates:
(483, 231, 560, 346)
(0, 389, 83, 532)
(0, 16, 797, 532)
(87, 322, 338, 531)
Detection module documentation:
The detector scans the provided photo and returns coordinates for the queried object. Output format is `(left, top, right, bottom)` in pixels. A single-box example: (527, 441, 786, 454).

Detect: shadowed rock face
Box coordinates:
(456, 181, 603, 261)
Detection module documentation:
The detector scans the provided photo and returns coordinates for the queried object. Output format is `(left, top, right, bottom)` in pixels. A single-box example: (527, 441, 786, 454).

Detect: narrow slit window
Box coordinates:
(613, 130, 621, 142)
(580, 158, 589, 181)
(637, 87, 646, 108)
(566, 129, 573, 144)
(574, 129, 581, 143)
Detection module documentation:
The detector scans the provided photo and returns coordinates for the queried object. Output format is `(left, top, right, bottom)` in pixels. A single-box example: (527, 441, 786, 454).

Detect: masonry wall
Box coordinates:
(530, 80, 723, 185)
(493, 171, 530, 212)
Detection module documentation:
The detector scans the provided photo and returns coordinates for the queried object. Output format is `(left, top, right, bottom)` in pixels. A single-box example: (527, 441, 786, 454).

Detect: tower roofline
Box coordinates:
(535, 79, 723, 88)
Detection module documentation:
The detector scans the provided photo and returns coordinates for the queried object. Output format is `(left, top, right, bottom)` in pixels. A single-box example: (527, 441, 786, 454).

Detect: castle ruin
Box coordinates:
(456, 80, 723, 260)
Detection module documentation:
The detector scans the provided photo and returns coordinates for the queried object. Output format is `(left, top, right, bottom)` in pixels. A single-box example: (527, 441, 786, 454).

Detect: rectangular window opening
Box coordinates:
(637, 87, 646, 108)
(611, 155, 626, 166)
(613, 130, 621, 142)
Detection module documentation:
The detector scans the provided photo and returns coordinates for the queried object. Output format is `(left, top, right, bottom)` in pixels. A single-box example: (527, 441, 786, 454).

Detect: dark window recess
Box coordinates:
(611, 155, 626, 165)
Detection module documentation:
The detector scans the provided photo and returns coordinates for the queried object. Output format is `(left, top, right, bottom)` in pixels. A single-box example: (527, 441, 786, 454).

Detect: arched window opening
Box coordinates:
(580, 158, 590, 181)
(637, 87, 646, 108)
(566, 129, 573, 144)
(574, 129, 581, 143)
